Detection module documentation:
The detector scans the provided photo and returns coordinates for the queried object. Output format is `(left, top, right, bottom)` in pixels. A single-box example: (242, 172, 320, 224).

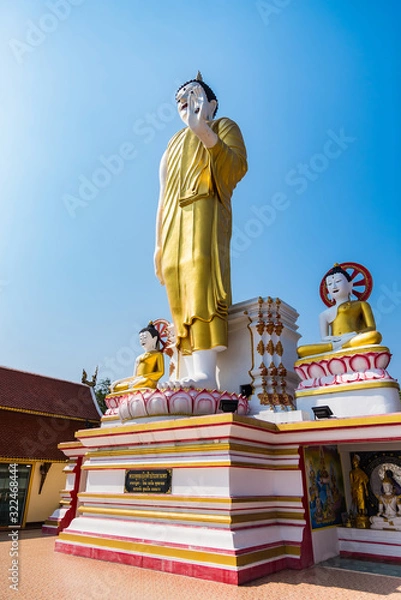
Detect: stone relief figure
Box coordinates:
(154, 72, 247, 389)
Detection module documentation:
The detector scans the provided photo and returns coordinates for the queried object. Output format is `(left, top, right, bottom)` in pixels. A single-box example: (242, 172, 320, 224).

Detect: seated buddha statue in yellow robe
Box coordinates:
(297, 265, 382, 359)
(110, 323, 164, 393)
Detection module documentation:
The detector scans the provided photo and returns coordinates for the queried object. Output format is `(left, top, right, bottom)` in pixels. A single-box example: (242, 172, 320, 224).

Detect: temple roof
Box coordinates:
(0, 365, 100, 422)
(0, 409, 91, 461)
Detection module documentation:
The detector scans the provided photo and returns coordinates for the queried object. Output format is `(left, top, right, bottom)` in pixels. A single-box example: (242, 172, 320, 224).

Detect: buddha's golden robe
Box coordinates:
(161, 118, 247, 354)
(331, 301, 375, 336)
(113, 351, 164, 392)
(297, 300, 382, 358)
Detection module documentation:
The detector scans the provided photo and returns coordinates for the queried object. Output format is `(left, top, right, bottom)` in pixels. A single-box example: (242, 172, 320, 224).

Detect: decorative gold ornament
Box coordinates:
(257, 391, 271, 406)
(281, 393, 291, 408)
(196, 70, 203, 81)
(271, 393, 281, 407)
(278, 362, 287, 377)
(81, 366, 98, 388)
(256, 296, 265, 336)
(265, 297, 274, 335)
(257, 340, 265, 356)
(266, 339, 275, 356)
(265, 320, 274, 336)
(274, 298, 283, 336)
(256, 321, 265, 336)
(268, 361, 278, 377)
(259, 361, 268, 377)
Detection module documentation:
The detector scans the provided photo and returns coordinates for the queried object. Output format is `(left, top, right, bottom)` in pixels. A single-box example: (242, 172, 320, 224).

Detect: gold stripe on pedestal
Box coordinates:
(80, 460, 298, 471)
(277, 411, 401, 431)
(58, 532, 301, 567)
(76, 505, 304, 523)
(294, 345, 390, 367)
(295, 380, 399, 397)
(76, 414, 279, 438)
(84, 444, 299, 458)
(77, 492, 303, 504)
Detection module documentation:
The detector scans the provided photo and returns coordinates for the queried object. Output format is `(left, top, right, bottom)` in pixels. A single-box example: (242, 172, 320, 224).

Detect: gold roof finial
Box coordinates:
(333, 262, 340, 267)
(196, 70, 203, 82)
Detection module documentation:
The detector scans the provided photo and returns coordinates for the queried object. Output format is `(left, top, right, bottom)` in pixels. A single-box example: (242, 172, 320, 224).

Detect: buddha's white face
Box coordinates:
(383, 481, 393, 495)
(139, 331, 157, 352)
(326, 272, 353, 303)
(176, 81, 215, 125)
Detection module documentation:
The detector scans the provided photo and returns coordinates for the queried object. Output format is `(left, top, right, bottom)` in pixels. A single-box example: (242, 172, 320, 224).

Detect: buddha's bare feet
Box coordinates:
(159, 379, 178, 390)
(159, 374, 217, 391)
(178, 373, 217, 390)
(160, 349, 221, 390)
(159, 379, 193, 390)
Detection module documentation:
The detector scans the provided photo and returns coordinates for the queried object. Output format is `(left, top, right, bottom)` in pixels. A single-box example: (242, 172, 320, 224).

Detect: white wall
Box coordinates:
(312, 527, 339, 563)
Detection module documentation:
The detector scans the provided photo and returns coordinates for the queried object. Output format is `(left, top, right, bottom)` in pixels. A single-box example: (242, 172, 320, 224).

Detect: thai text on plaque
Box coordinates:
(124, 469, 172, 494)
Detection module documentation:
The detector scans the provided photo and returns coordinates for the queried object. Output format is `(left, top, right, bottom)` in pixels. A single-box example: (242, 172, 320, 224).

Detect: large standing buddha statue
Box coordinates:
(154, 72, 247, 390)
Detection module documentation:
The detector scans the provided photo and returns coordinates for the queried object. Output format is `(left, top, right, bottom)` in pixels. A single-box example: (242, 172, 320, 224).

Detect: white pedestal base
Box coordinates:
(338, 527, 401, 564)
(296, 385, 401, 420)
(55, 414, 311, 585)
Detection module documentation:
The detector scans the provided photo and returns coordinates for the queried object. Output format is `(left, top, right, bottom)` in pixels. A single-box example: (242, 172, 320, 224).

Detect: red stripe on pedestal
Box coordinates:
(60, 527, 301, 556)
(42, 526, 58, 536)
(54, 540, 302, 585)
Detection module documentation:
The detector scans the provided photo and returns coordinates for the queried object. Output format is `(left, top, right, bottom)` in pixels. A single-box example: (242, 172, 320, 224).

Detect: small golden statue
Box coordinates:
(349, 454, 370, 528)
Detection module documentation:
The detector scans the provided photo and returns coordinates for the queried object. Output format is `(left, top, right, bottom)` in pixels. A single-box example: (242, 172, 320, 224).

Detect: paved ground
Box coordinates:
(1, 529, 401, 600)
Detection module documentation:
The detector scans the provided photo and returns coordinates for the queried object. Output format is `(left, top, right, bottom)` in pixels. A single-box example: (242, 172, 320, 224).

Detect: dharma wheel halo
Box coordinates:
(319, 262, 373, 307)
(153, 318, 172, 353)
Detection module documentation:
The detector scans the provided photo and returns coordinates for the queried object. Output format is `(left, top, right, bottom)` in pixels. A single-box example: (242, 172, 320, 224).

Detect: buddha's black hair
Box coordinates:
(175, 79, 218, 117)
(139, 323, 161, 349)
(324, 265, 352, 282)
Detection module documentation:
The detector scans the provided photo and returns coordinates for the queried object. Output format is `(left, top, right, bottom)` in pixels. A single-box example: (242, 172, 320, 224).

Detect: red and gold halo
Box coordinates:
(319, 262, 373, 307)
(153, 318, 172, 353)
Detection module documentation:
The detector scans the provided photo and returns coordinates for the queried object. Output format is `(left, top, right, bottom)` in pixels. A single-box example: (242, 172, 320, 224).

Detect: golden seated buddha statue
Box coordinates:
(110, 323, 164, 393)
(297, 264, 381, 359)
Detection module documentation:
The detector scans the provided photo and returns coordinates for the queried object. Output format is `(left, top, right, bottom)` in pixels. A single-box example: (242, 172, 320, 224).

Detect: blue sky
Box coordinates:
(0, 0, 400, 385)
